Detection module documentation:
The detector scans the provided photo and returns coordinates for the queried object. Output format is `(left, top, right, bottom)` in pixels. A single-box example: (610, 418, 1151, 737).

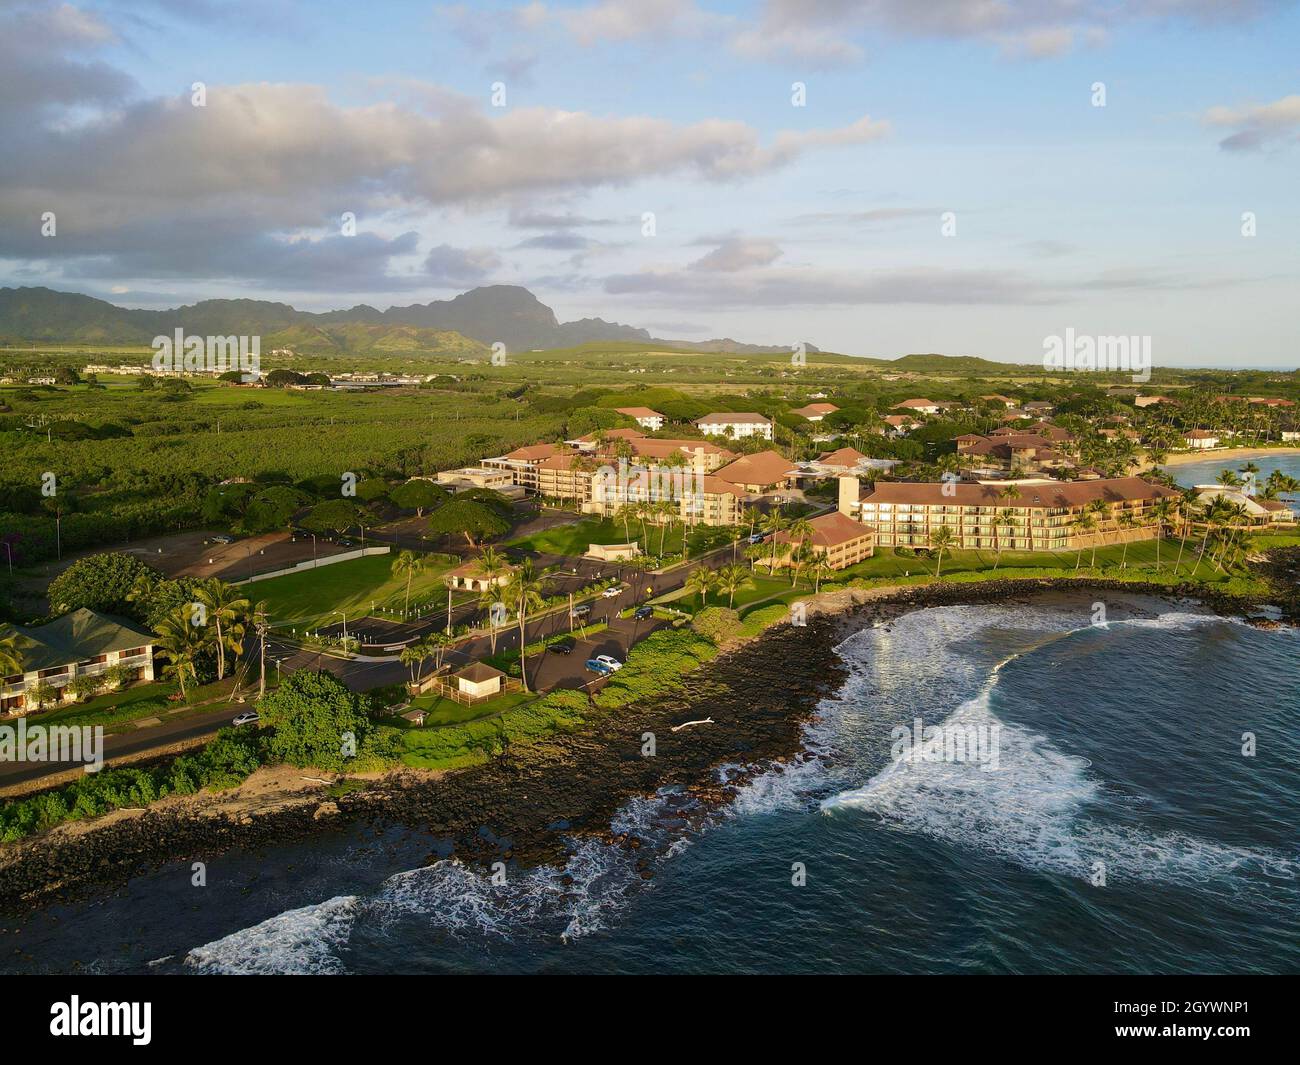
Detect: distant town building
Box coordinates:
(696, 412, 773, 440)
(614, 407, 665, 431)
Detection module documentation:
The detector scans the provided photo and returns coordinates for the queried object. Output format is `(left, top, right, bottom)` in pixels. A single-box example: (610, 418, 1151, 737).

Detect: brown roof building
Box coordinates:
(849, 476, 1178, 552)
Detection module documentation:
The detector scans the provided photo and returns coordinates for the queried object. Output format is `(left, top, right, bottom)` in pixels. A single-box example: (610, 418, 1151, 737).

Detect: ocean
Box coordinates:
(1168, 452, 1300, 499)
(4, 592, 1297, 974)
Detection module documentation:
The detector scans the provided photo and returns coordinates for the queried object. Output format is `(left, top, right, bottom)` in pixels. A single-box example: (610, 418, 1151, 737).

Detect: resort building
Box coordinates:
(954, 431, 1073, 473)
(791, 402, 839, 422)
(444, 560, 516, 593)
(434, 467, 517, 493)
(843, 476, 1180, 552)
(481, 442, 568, 492)
(1183, 431, 1221, 450)
(881, 414, 922, 435)
(2, 609, 156, 715)
(714, 450, 800, 494)
(696, 412, 773, 440)
(769, 511, 876, 570)
(893, 399, 942, 415)
(1190, 486, 1296, 526)
(614, 407, 665, 431)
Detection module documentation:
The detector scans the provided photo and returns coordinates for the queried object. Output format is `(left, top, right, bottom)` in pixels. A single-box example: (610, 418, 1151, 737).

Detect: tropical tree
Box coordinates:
(0, 628, 24, 677)
(1071, 511, 1097, 571)
(1086, 499, 1110, 569)
(715, 562, 749, 608)
(153, 607, 210, 701)
(502, 560, 547, 692)
(1149, 498, 1175, 571)
(194, 578, 251, 682)
(929, 525, 957, 579)
(809, 557, 834, 594)
(993, 508, 1018, 571)
(762, 510, 789, 573)
(1116, 511, 1137, 568)
(686, 565, 716, 606)
(784, 517, 815, 585)
(391, 550, 428, 614)
(743, 542, 765, 572)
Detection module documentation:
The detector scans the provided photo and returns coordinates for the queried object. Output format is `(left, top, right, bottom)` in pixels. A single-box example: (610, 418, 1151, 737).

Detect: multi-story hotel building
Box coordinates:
(695, 412, 773, 440)
(841, 476, 1180, 551)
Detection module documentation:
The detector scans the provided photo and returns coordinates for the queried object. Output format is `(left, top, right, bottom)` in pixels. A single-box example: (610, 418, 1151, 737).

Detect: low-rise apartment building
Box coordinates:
(844, 476, 1180, 552)
(696, 412, 773, 440)
(2, 609, 156, 715)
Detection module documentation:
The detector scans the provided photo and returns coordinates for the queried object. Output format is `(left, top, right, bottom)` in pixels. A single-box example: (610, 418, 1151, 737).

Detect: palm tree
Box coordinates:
(400, 641, 428, 685)
(741, 504, 761, 540)
(153, 608, 209, 702)
(785, 516, 815, 586)
(657, 499, 677, 555)
(686, 565, 716, 606)
(743, 542, 765, 573)
(809, 557, 834, 594)
(194, 578, 250, 682)
(428, 631, 453, 673)
(762, 510, 789, 573)
(614, 503, 638, 544)
(992, 508, 1018, 571)
(1116, 511, 1137, 568)
(1150, 498, 1175, 571)
(929, 525, 957, 579)
(715, 562, 749, 607)
(1085, 499, 1111, 569)
(502, 559, 546, 693)
(478, 584, 506, 653)
(1173, 491, 1199, 575)
(0, 628, 24, 677)
(391, 550, 428, 614)
(1071, 511, 1096, 571)
(1192, 497, 1229, 577)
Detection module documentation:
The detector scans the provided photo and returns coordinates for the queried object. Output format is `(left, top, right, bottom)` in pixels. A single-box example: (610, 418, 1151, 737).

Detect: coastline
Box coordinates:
(1158, 446, 1298, 468)
(1, 572, 1293, 916)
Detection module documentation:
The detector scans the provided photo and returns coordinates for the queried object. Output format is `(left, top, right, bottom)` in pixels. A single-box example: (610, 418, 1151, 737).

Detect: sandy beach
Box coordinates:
(1158, 446, 1299, 468)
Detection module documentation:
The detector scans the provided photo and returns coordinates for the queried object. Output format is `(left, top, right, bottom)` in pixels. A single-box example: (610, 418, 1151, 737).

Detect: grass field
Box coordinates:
(508, 516, 737, 558)
(252, 552, 458, 628)
(405, 689, 535, 728)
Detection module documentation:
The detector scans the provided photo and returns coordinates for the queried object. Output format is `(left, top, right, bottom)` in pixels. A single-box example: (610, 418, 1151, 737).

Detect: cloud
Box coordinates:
(423, 243, 502, 283)
(689, 237, 783, 272)
(1203, 94, 1300, 151)
(507, 208, 616, 228)
(527, 0, 1289, 66)
(0, 2, 134, 117)
(786, 207, 941, 227)
(603, 265, 1055, 306)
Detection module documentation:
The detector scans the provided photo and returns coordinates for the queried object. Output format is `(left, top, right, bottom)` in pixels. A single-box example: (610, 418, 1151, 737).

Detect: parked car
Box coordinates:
(585, 658, 613, 676)
(747, 533, 764, 544)
(601, 585, 622, 599)
(231, 710, 259, 727)
(208, 533, 235, 545)
(633, 605, 654, 620)
(338, 538, 354, 547)
(595, 654, 623, 672)
(549, 637, 576, 655)
(571, 603, 592, 618)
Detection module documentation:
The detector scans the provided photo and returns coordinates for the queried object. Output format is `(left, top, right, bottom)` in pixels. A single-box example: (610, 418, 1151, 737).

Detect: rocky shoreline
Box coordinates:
(1, 571, 1293, 915)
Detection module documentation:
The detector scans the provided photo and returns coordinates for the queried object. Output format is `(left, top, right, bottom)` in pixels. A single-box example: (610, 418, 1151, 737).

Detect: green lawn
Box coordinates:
(253, 551, 458, 628)
(835, 537, 1236, 584)
(405, 688, 535, 727)
(508, 516, 738, 559)
(28, 677, 237, 733)
(660, 572, 811, 614)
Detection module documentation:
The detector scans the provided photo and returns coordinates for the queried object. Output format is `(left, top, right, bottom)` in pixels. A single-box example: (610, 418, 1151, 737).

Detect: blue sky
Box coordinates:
(1, 0, 1298, 366)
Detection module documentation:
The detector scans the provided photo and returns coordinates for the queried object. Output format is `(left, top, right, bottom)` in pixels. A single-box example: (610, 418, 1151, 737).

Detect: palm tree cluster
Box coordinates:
(151, 578, 260, 701)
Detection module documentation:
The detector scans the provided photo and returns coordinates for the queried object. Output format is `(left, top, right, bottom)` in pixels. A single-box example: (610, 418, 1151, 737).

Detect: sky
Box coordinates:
(1, 0, 1298, 367)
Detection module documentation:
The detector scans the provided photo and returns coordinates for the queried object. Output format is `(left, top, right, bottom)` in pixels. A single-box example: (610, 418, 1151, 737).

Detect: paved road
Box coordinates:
(2, 543, 740, 790)
(0, 704, 243, 787)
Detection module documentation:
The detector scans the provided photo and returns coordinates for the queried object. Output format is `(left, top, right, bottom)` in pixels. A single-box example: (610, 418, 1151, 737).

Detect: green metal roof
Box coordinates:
(8, 608, 154, 673)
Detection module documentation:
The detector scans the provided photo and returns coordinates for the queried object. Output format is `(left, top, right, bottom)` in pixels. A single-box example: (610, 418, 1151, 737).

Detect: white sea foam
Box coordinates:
(185, 895, 360, 975)
(820, 684, 1298, 888)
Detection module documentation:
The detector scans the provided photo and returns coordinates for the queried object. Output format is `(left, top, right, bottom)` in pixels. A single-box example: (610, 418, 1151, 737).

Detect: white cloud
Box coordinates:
(1203, 94, 1300, 151)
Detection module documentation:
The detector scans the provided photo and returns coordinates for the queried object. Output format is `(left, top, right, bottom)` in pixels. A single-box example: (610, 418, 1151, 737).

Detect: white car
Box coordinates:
(595, 654, 623, 672)
(601, 586, 622, 599)
(231, 711, 259, 727)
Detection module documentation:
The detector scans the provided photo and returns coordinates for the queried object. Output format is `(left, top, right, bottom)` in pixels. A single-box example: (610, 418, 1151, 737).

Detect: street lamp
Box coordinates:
(333, 610, 348, 642)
